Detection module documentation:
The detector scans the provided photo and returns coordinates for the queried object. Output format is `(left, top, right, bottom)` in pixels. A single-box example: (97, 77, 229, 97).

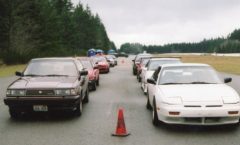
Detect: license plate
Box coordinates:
(33, 105, 48, 112)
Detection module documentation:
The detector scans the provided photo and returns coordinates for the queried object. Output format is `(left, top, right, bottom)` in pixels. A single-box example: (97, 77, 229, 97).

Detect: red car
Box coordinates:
(91, 56, 110, 73)
(77, 57, 100, 91)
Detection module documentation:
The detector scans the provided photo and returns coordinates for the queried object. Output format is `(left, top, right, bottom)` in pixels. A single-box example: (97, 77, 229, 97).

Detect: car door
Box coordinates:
(148, 67, 161, 107)
(75, 60, 88, 95)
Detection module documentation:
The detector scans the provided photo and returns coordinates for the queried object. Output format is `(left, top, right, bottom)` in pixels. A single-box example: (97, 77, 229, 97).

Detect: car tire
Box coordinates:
(75, 99, 83, 117)
(9, 109, 21, 119)
(152, 98, 160, 126)
(92, 82, 97, 91)
(83, 88, 89, 103)
(96, 78, 99, 86)
(146, 92, 152, 110)
(138, 76, 141, 82)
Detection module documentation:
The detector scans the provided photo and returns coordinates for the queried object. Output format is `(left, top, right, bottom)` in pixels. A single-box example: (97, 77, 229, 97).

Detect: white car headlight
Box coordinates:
(222, 96, 240, 104)
(6, 89, 25, 96)
(163, 97, 182, 105)
(55, 89, 77, 96)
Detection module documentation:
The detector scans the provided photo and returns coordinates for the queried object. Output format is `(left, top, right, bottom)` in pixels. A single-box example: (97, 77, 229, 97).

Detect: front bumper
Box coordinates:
(4, 95, 80, 112)
(157, 104, 240, 125)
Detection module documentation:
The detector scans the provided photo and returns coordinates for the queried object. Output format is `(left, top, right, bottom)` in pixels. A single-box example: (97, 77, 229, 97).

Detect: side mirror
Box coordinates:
(107, 60, 110, 62)
(95, 62, 99, 65)
(15, 71, 23, 77)
(132, 59, 135, 62)
(224, 77, 232, 83)
(80, 70, 88, 76)
(147, 78, 156, 85)
(93, 66, 98, 69)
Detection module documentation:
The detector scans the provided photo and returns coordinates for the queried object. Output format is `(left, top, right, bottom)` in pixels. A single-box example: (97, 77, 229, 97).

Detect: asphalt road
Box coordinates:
(1, 57, 240, 145)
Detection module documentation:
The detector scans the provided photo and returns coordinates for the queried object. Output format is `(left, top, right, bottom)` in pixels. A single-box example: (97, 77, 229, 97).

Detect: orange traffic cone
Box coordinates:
(112, 108, 130, 137)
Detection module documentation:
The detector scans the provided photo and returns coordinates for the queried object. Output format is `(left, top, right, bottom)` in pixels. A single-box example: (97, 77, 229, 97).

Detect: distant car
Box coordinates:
(4, 58, 89, 118)
(78, 57, 100, 91)
(118, 52, 128, 57)
(147, 63, 240, 126)
(132, 53, 152, 75)
(110, 55, 118, 65)
(105, 55, 115, 67)
(141, 58, 181, 94)
(92, 56, 110, 73)
(136, 57, 151, 82)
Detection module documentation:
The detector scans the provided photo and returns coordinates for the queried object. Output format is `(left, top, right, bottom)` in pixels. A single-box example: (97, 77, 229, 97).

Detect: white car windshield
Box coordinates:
(24, 59, 78, 77)
(148, 60, 181, 70)
(159, 66, 222, 85)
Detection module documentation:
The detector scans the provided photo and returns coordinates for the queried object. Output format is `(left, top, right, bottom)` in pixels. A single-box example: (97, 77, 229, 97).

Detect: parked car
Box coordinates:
(77, 57, 100, 91)
(92, 56, 110, 73)
(141, 58, 181, 94)
(4, 58, 89, 118)
(132, 53, 152, 75)
(117, 52, 128, 57)
(147, 63, 240, 126)
(105, 55, 115, 67)
(136, 57, 151, 82)
(108, 55, 118, 65)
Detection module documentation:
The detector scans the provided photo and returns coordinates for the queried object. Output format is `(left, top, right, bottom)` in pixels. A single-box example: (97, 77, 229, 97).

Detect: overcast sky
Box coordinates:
(71, 0, 240, 48)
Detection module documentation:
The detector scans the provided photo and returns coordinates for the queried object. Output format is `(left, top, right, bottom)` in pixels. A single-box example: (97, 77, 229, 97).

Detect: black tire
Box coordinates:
(83, 89, 89, 103)
(146, 92, 152, 110)
(9, 109, 21, 119)
(92, 82, 97, 91)
(96, 77, 99, 86)
(152, 98, 160, 126)
(75, 99, 83, 116)
(138, 76, 141, 82)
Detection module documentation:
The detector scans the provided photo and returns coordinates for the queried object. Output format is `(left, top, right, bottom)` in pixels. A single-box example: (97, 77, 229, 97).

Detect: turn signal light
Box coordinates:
(228, 111, 239, 115)
(169, 112, 180, 115)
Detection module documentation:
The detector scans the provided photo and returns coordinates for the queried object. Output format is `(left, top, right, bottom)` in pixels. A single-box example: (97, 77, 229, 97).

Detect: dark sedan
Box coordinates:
(4, 58, 89, 118)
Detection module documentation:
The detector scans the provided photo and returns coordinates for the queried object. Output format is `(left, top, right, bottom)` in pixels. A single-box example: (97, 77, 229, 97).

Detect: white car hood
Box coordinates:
(158, 84, 239, 104)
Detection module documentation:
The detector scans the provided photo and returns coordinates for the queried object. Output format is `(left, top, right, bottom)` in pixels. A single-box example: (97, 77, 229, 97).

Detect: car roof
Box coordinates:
(31, 57, 76, 61)
(161, 63, 210, 68)
(150, 58, 181, 61)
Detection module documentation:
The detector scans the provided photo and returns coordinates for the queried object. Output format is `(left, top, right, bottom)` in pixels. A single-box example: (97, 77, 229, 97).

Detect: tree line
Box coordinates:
(120, 29, 240, 54)
(0, 0, 115, 64)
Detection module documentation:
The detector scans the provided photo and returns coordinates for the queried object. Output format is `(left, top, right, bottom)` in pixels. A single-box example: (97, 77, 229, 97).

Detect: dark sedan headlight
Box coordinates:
(6, 89, 26, 96)
(55, 89, 77, 96)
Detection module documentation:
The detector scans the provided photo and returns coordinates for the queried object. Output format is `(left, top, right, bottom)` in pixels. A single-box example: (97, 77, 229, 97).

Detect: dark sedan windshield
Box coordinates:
(24, 59, 78, 77)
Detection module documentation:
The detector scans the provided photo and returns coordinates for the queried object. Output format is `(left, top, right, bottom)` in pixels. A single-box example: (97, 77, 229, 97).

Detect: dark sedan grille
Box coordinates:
(26, 90, 55, 96)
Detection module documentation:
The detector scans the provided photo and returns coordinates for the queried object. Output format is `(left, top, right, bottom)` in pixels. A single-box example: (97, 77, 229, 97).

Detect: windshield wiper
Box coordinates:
(24, 74, 44, 77)
(43, 74, 69, 77)
(161, 82, 187, 85)
(190, 81, 216, 84)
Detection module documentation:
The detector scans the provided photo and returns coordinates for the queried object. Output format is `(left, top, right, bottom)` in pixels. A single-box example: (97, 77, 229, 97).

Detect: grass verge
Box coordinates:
(0, 64, 26, 77)
(156, 54, 240, 75)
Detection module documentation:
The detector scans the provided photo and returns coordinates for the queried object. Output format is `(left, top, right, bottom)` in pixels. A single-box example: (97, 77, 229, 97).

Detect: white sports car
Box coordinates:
(147, 63, 240, 126)
(141, 58, 181, 94)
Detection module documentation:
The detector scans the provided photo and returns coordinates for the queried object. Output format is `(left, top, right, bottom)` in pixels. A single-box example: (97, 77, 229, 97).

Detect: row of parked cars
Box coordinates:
(132, 53, 240, 127)
(4, 55, 117, 119)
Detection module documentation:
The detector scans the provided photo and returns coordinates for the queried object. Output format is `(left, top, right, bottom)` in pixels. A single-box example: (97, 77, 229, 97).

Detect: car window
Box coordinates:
(148, 60, 181, 70)
(80, 60, 93, 70)
(159, 66, 222, 85)
(24, 59, 78, 76)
